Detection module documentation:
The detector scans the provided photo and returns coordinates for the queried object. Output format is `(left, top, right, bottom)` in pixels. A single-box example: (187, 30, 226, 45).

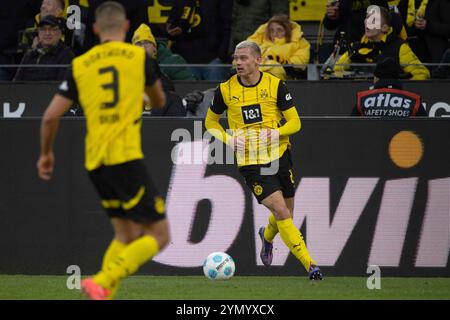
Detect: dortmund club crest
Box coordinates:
(260, 89, 269, 100)
(253, 184, 263, 196)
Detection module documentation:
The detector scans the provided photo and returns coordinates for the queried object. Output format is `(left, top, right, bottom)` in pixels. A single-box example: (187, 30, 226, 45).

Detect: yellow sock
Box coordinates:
(94, 235, 159, 290)
(102, 239, 127, 270)
(101, 239, 126, 300)
(264, 213, 279, 242)
(277, 218, 316, 271)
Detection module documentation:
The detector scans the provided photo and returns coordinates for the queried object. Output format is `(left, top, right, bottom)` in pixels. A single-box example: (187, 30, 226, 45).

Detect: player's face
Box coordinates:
(233, 48, 260, 77)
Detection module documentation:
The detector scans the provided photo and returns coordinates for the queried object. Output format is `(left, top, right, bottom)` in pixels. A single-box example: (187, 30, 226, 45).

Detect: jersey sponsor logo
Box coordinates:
(241, 104, 263, 124)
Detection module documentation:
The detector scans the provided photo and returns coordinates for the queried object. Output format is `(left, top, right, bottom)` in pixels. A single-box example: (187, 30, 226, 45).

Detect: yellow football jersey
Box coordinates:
(58, 41, 159, 170)
(210, 72, 296, 166)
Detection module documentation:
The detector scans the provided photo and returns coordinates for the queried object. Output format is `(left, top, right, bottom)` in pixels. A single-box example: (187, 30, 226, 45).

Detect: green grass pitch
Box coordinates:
(0, 276, 449, 300)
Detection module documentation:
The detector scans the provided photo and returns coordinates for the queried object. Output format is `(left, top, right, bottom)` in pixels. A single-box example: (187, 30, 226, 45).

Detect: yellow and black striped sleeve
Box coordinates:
(145, 54, 161, 86)
(210, 86, 227, 115)
(57, 67, 78, 103)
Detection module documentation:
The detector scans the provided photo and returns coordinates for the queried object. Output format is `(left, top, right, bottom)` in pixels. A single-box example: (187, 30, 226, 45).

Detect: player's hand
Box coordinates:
(37, 152, 55, 180)
(230, 135, 246, 153)
(143, 93, 152, 110)
(259, 129, 280, 145)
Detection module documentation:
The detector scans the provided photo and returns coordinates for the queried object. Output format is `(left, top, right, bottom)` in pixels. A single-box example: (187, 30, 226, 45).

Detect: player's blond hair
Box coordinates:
(95, 1, 127, 33)
(235, 41, 262, 58)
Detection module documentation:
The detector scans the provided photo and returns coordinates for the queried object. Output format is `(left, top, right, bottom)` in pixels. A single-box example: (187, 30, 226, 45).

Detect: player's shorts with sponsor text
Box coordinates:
(239, 150, 296, 203)
(88, 159, 166, 223)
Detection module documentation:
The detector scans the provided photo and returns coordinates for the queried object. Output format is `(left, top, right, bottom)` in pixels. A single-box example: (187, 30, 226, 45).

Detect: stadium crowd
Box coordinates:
(0, 0, 448, 116)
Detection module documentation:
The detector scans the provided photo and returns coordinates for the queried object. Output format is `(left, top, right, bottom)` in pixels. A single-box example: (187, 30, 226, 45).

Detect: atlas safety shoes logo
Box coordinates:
(357, 88, 421, 117)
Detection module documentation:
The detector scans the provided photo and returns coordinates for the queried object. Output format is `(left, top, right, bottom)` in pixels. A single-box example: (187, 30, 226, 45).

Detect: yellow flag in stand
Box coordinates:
(290, 0, 328, 21)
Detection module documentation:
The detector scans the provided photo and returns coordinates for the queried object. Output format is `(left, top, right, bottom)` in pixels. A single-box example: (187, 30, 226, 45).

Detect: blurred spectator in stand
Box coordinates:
(62, 0, 91, 55)
(37, 0, 65, 22)
(166, 0, 232, 80)
(247, 14, 310, 80)
(13, 15, 74, 81)
(397, 0, 450, 66)
(231, 0, 289, 49)
(22, 1, 92, 55)
(84, 0, 148, 51)
(386, 1, 409, 39)
(133, 23, 195, 81)
(133, 24, 186, 117)
(0, 0, 41, 80)
(333, 6, 430, 80)
(20, 0, 70, 53)
(324, 0, 390, 46)
(433, 48, 450, 78)
(352, 56, 427, 116)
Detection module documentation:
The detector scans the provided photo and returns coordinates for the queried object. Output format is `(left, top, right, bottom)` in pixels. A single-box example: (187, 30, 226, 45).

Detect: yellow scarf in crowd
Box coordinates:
(407, 0, 429, 27)
(388, 0, 401, 6)
(63, 0, 90, 11)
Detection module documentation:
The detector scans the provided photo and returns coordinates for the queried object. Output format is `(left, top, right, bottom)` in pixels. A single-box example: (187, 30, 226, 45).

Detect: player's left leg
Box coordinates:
(102, 218, 143, 299)
(259, 198, 295, 266)
(92, 218, 169, 297)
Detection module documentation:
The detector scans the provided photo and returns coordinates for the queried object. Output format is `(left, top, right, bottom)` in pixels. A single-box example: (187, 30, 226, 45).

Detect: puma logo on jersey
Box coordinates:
(59, 81, 68, 91)
(232, 96, 240, 101)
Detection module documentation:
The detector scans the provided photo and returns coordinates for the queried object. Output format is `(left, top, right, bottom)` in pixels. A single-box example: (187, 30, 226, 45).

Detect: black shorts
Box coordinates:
(88, 159, 166, 223)
(239, 150, 296, 204)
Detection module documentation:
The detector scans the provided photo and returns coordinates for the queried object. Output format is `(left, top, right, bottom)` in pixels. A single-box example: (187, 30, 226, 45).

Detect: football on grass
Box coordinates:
(203, 252, 235, 280)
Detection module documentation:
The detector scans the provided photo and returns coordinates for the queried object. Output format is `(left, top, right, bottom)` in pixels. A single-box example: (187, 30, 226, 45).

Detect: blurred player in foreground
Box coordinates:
(37, 1, 168, 300)
(205, 40, 322, 280)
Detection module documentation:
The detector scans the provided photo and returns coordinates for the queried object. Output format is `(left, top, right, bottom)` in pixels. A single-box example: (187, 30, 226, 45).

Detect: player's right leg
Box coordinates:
(259, 196, 295, 265)
(261, 191, 321, 279)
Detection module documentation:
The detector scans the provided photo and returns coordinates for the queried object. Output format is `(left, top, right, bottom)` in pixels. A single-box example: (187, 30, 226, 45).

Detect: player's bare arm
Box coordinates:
(145, 78, 166, 109)
(37, 94, 73, 180)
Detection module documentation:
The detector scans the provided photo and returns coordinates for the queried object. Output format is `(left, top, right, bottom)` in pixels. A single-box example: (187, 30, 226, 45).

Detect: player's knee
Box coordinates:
(158, 223, 171, 249)
(143, 219, 170, 250)
(272, 205, 291, 220)
(158, 232, 170, 250)
(115, 232, 141, 244)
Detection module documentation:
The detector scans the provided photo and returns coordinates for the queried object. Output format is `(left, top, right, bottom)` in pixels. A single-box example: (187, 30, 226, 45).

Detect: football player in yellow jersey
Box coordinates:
(37, 2, 169, 300)
(205, 40, 322, 280)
